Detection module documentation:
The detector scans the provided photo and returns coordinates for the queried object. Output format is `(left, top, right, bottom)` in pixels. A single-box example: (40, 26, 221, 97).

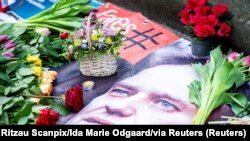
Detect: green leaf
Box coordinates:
(22, 76, 35, 84)
(20, 102, 32, 117)
(17, 116, 28, 125)
(51, 103, 69, 116)
(18, 68, 34, 76)
(30, 36, 39, 45)
(0, 96, 14, 105)
(6, 61, 20, 74)
(0, 85, 4, 94)
(29, 86, 42, 95)
(3, 96, 24, 110)
(0, 105, 2, 116)
(29, 47, 39, 54)
(0, 23, 13, 34)
(0, 72, 10, 82)
(10, 86, 22, 93)
(4, 87, 10, 96)
(188, 80, 201, 107)
(0, 55, 8, 64)
(0, 112, 9, 125)
(12, 26, 27, 37)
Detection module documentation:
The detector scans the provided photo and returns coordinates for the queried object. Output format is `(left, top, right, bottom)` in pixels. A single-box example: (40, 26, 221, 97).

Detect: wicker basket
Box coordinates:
(79, 12, 117, 76)
(79, 54, 117, 76)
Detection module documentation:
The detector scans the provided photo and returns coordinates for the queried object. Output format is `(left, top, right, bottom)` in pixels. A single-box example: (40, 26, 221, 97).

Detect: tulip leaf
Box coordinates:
(29, 86, 42, 95)
(0, 96, 14, 105)
(12, 26, 27, 37)
(0, 112, 9, 125)
(6, 61, 20, 74)
(0, 72, 10, 82)
(0, 105, 2, 116)
(189, 80, 201, 107)
(18, 116, 28, 125)
(18, 68, 34, 76)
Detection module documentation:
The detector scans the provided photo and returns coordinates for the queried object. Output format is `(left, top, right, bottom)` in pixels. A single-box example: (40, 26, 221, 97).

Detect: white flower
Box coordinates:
(35, 28, 51, 36)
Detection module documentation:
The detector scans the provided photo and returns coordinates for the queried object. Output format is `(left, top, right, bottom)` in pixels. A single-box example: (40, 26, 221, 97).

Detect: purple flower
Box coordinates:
(228, 52, 240, 62)
(243, 56, 250, 66)
(103, 27, 116, 36)
(4, 43, 16, 50)
(0, 35, 8, 43)
(2, 52, 14, 58)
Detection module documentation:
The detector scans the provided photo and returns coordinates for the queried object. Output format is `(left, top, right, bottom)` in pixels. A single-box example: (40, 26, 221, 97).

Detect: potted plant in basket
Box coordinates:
(179, 0, 232, 57)
(68, 12, 125, 76)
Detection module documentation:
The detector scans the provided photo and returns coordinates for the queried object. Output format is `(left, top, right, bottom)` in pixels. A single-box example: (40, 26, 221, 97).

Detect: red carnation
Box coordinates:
(194, 6, 211, 16)
(212, 4, 228, 16)
(179, 7, 192, 25)
(191, 15, 218, 27)
(36, 108, 59, 125)
(65, 85, 84, 112)
(187, 0, 208, 8)
(217, 23, 231, 37)
(59, 32, 70, 40)
(194, 24, 216, 38)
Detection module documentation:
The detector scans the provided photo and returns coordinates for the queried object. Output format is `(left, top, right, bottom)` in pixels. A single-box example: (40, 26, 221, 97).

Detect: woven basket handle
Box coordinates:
(86, 12, 96, 48)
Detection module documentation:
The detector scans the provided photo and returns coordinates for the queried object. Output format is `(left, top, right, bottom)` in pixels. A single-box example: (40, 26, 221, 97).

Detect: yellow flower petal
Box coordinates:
(34, 59, 42, 66)
(31, 66, 42, 77)
(27, 55, 39, 63)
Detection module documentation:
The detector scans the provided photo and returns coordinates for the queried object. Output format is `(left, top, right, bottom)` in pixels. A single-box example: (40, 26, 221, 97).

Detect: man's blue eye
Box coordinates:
(110, 89, 129, 96)
(157, 99, 179, 112)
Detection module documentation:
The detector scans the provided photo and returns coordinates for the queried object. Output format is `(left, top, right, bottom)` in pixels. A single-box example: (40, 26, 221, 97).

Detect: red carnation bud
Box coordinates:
(59, 32, 70, 40)
(36, 108, 59, 125)
(65, 85, 84, 112)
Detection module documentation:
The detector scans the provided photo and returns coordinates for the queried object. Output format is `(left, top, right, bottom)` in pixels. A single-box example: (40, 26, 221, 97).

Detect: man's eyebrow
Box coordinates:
(112, 82, 138, 93)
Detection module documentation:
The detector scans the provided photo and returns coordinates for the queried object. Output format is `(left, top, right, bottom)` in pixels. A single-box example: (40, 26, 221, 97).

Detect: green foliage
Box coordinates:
(11, 0, 93, 33)
(190, 47, 250, 124)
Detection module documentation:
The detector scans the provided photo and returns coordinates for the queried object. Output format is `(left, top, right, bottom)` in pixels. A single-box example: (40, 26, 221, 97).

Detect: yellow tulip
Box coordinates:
(34, 59, 42, 66)
(27, 55, 39, 63)
(31, 66, 42, 77)
(105, 37, 112, 44)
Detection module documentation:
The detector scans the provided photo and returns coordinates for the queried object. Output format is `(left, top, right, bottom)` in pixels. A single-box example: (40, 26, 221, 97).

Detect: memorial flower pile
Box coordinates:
(179, 0, 232, 40)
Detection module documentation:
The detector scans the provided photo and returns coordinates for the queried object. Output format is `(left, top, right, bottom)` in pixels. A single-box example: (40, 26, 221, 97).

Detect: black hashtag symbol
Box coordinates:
(124, 28, 163, 50)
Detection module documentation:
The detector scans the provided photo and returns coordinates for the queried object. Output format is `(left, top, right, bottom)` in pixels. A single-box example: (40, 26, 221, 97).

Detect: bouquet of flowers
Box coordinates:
(179, 0, 232, 40)
(70, 12, 125, 60)
(189, 47, 250, 124)
(66, 12, 125, 76)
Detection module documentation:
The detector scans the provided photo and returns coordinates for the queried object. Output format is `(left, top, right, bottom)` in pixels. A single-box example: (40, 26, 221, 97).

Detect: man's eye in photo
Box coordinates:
(110, 89, 130, 97)
(155, 99, 180, 112)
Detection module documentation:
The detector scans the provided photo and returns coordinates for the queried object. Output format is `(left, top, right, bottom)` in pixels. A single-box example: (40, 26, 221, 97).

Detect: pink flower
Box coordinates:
(0, 35, 8, 43)
(4, 43, 16, 50)
(243, 56, 250, 66)
(2, 52, 14, 58)
(227, 52, 240, 62)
